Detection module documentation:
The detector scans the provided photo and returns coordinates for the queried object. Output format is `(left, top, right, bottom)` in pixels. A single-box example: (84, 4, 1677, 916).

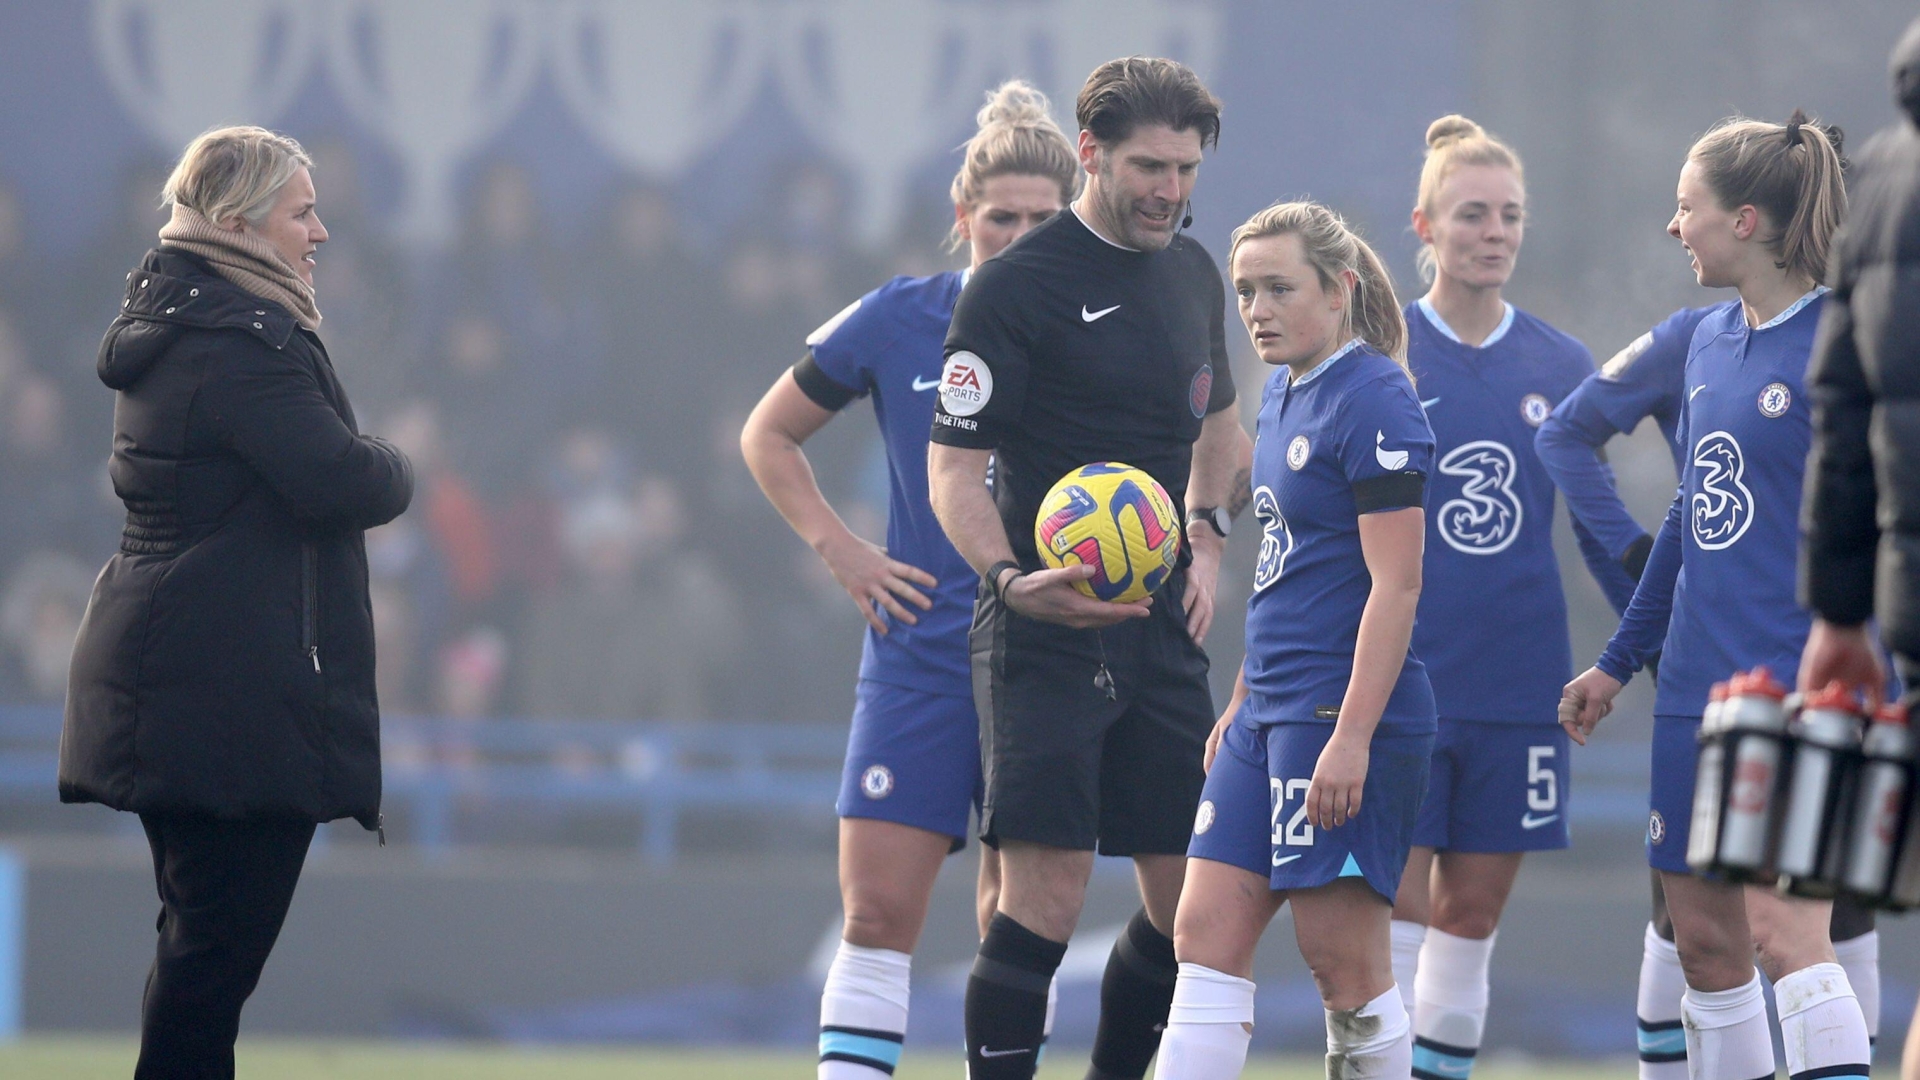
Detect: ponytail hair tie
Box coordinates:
(1784, 107, 1810, 146)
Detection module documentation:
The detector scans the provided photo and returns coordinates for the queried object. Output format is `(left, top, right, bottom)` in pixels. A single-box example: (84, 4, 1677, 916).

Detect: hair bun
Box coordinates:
(978, 80, 1055, 130)
(1426, 114, 1484, 149)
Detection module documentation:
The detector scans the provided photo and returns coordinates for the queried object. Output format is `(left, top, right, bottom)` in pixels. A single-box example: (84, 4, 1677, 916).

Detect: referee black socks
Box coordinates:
(967, 913, 1067, 1079)
(1087, 907, 1180, 1079)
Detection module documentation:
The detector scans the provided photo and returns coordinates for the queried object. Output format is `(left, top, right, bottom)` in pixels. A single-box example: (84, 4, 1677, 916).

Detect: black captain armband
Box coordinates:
(792, 352, 862, 411)
(1352, 472, 1426, 514)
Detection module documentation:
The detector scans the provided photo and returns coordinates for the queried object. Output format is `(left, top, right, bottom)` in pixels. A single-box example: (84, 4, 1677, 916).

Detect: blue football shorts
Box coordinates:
(835, 678, 982, 846)
(1411, 719, 1572, 853)
(1188, 720, 1433, 902)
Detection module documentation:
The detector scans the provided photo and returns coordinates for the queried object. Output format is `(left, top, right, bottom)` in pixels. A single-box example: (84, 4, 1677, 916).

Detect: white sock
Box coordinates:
(1391, 919, 1426, 1013)
(1832, 930, 1880, 1047)
(819, 942, 910, 1079)
(1682, 972, 1775, 1080)
(1412, 927, 1495, 1079)
(1327, 985, 1413, 1079)
(1039, 976, 1057, 1064)
(1636, 924, 1688, 1080)
(1156, 962, 1255, 1080)
(1774, 962, 1871, 1080)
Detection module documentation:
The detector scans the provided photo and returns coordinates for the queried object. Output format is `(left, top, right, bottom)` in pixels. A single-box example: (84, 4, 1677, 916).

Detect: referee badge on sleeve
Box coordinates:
(940, 352, 993, 416)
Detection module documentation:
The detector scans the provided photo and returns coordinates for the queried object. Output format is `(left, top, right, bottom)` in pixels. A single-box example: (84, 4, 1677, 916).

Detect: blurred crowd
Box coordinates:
(0, 145, 963, 725)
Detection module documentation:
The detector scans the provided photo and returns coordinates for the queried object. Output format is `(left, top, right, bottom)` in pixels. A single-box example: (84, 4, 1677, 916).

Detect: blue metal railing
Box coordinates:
(0, 705, 1655, 862)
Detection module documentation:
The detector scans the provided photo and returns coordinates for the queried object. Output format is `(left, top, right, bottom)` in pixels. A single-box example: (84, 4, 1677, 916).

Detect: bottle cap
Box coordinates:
(1739, 666, 1789, 701)
(1803, 680, 1860, 714)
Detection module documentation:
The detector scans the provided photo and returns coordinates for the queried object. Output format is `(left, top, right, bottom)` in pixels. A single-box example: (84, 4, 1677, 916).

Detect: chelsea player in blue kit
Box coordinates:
(739, 82, 1077, 1080)
(1563, 112, 1871, 1080)
(1157, 202, 1435, 1079)
(1388, 116, 1599, 1080)
(1539, 304, 1885, 1078)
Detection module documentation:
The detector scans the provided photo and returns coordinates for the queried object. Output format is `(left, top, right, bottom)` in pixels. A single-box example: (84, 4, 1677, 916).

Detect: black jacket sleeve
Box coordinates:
(201, 338, 414, 530)
(1800, 276, 1879, 626)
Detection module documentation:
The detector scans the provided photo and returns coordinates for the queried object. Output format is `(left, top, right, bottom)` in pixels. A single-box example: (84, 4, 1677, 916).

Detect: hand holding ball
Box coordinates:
(1033, 463, 1182, 603)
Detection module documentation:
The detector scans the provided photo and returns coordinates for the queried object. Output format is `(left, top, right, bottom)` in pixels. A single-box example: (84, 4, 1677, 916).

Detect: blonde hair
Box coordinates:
(1688, 110, 1847, 283)
(161, 125, 312, 226)
(1415, 114, 1523, 282)
(947, 81, 1079, 250)
(1229, 200, 1409, 367)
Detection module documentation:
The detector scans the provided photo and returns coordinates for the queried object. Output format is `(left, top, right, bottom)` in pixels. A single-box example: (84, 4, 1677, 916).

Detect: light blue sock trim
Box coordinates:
(1412, 1042, 1475, 1078)
(819, 1030, 903, 1068)
(1637, 1026, 1686, 1057)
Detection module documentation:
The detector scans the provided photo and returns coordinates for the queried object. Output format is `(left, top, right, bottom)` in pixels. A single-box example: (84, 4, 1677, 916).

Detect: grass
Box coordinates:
(0, 1038, 1645, 1079)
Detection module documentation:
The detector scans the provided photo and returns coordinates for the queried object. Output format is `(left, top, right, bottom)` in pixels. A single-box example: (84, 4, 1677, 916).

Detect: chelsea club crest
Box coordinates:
(860, 764, 894, 800)
(1758, 382, 1792, 419)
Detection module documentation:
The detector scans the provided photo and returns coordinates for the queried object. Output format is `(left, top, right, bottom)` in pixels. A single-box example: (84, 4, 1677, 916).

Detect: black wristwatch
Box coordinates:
(985, 559, 1023, 602)
(1186, 505, 1230, 539)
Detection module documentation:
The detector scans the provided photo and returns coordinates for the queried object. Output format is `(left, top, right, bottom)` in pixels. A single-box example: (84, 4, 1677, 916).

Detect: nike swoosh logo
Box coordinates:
(1689, 385, 1707, 401)
(1521, 813, 1560, 829)
(979, 1047, 1032, 1058)
(1420, 397, 1441, 409)
(1272, 853, 1303, 867)
(911, 375, 940, 391)
(1082, 304, 1121, 322)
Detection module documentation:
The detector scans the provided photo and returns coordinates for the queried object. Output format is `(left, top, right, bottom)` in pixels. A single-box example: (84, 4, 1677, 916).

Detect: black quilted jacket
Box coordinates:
(1802, 31, 1920, 661)
(60, 248, 411, 826)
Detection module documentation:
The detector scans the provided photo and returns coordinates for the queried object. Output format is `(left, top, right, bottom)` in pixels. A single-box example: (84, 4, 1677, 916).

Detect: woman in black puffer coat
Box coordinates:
(60, 125, 410, 1080)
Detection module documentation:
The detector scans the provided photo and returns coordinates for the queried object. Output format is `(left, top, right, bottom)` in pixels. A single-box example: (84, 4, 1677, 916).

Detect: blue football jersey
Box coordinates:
(1536, 305, 1726, 613)
(1597, 291, 1828, 717)
(1406, 300, 1595, 725)
(1240, 340, 1438, 736)
(795, 272, 975, 697)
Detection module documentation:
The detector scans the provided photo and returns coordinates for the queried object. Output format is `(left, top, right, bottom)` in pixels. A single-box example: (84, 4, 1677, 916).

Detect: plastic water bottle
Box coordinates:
(1846, 702, 1919, 908)
(1690, 668, 1790, 881)
(1777, 682, 1865, 898)
(1685, 680, 1734, 871)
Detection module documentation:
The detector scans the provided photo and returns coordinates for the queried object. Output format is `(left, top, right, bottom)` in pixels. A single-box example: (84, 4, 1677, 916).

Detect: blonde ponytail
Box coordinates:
(1688, 110, 1847, 283)
(947, 80, 1080, 250)
(1229, 200, 1408, 367)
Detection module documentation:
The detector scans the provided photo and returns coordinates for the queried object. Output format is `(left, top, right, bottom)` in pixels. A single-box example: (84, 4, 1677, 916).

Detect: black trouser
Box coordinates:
(136, 814, 315, 1080)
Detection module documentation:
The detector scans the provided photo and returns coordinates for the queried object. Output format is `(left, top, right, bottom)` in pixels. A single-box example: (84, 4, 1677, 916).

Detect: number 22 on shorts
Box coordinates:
(1270, 777, 1313, 852)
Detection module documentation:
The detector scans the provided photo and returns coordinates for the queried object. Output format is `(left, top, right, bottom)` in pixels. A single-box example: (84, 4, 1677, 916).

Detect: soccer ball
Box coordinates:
(1033, 462, 1183, 603)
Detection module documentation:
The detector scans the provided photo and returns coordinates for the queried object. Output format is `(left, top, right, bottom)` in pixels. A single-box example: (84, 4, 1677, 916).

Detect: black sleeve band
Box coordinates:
(1352, 471, 1427, 514)
(792, 352, 862, 411)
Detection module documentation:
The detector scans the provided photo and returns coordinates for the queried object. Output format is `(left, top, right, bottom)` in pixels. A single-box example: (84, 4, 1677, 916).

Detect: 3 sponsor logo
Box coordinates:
(1690, 430, 1753, 550)
(1436, 441, 1523, 554)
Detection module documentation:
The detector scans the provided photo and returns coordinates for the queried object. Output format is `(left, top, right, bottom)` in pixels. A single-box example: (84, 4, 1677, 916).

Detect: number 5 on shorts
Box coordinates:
(1269, 777, 1313, 846)
(1527, 745, 1558, 812)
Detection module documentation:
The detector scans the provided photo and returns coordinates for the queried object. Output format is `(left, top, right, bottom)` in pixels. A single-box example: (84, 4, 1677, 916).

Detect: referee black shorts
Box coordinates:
(969, 569, 1213, 856)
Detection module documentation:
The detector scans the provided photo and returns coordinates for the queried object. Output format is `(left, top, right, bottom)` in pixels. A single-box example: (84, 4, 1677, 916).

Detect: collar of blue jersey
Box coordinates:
(1289, 337, 1365, 389)
(1751, 285, 1829, 331)
(1416, 296, 1515, 348)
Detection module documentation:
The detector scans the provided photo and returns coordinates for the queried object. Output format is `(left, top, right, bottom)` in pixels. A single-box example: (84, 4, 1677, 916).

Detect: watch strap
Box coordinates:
(985, 559, 1022, 602)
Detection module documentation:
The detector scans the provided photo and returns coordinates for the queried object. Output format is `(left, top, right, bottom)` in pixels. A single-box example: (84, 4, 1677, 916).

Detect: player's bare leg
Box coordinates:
(820, 819, 951, 1079)
(839, 818, 951, 951)
(1394, 849, 1522, 1079)
(1158, 857, 1281, 1078)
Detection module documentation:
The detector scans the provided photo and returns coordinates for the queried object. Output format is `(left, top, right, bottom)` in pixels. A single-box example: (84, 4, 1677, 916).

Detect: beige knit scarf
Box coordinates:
(158, 204, 321, 331)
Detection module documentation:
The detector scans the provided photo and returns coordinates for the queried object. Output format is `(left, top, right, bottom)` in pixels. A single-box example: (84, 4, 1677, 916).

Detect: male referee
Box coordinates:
(928, 57, 1251, 1080)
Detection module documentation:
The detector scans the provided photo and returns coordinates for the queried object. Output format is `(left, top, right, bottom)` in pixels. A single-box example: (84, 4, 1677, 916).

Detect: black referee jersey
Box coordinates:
(931, 207, 1236, 566)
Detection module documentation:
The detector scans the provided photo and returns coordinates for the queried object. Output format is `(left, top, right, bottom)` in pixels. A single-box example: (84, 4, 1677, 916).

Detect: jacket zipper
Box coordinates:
(301, 542, 320, 673)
